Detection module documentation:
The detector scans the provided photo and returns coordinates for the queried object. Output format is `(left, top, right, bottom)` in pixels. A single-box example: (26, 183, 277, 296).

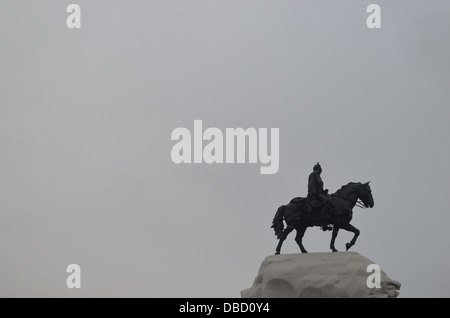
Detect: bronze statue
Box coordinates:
(307, 163, 333, 221)
(271, 164, 374, 254)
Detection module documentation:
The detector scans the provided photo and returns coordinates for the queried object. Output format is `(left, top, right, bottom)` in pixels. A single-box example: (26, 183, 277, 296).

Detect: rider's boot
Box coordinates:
(320, 205, 333, 231)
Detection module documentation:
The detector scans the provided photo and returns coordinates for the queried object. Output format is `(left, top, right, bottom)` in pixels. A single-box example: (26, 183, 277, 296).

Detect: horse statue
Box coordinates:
(271, 182, 374, 254)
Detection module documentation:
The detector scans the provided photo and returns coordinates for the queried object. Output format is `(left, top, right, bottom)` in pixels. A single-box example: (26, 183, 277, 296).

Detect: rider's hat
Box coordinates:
(313, 162, 321, 171)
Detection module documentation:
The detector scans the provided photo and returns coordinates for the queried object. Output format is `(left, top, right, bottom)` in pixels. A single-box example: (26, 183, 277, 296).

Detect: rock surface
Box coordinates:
(241, 252, 400, 298)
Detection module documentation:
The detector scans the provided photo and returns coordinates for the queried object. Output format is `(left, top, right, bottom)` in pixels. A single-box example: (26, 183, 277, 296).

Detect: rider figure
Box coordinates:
(307, 162, 333, 217)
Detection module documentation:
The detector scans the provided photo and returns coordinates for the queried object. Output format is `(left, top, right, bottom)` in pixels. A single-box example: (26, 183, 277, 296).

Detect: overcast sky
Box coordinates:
(1, 1, 449, 297)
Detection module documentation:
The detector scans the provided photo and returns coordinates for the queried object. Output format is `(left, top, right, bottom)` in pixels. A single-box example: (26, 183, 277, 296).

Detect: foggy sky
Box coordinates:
(1, 1, 449, 297)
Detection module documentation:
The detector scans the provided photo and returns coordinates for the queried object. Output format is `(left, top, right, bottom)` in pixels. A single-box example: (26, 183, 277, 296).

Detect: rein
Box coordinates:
(332, 194, 367, 209)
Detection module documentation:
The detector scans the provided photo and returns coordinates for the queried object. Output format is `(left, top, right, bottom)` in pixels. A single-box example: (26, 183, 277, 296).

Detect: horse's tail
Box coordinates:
(271, 205, 285, 239)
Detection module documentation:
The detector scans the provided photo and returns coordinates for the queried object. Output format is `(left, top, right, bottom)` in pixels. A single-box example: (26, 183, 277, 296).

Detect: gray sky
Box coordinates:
(1, 1, 449, 297)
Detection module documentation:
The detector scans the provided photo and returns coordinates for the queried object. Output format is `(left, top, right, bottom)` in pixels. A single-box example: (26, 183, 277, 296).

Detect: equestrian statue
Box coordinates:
(271, 163, 374, 254)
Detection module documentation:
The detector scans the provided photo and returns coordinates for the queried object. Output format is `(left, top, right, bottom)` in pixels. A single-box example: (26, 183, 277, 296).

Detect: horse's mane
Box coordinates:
(333, 182, 361, 196)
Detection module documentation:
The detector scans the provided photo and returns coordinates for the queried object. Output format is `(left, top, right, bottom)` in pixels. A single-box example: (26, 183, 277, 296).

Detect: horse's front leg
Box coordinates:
(341, 223, 360, 251)
(330, 226, 339, 252)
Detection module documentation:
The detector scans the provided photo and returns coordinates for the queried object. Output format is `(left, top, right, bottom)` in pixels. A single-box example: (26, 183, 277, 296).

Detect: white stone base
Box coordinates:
(241, 252, 400, 298)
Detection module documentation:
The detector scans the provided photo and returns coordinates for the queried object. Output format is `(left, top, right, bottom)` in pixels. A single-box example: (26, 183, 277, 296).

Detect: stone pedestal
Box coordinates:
(241, 252, 400, 298)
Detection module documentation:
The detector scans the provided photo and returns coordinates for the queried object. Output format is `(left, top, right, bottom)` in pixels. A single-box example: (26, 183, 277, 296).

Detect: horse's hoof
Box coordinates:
(331, 249, 338, 252)
(275, 251, 280, 255)
(345, 243, 352, 251)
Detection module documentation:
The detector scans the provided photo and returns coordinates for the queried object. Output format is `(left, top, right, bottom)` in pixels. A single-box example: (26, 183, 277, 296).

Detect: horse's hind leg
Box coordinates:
(295, 225, 308, 253)
(275, 225, 294, 255)
(341, 223, 360, 251)
(275, 239, 284, 255)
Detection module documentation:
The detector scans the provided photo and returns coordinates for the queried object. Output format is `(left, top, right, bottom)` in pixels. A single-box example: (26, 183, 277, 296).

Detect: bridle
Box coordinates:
(332, 193, 368, 209)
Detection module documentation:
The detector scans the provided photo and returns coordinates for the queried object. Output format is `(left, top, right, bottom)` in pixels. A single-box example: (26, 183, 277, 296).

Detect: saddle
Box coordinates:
(289, 196, 335, 218)
(289, 196, 327, 209)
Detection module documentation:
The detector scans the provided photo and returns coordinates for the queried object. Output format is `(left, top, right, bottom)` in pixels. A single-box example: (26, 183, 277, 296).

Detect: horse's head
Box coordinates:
(334, 182, 374, 208)
(357, 182, 374, 208)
